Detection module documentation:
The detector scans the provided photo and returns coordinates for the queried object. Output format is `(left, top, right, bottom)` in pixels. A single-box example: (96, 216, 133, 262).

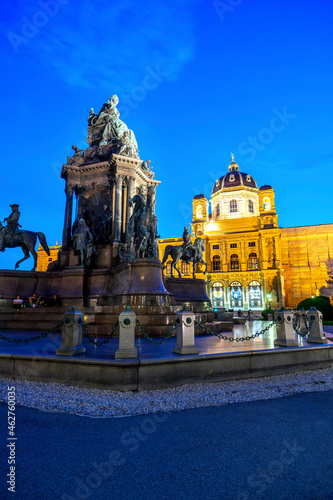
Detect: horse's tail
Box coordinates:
(36, 232, 50, 256)
(161, 245, 172, 265)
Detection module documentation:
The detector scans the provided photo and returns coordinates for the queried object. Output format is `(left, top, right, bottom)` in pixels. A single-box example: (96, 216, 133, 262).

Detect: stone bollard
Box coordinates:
(306, 307, 328, 344)
(115, 306, 137, 359)
(296, 309, 308, 333)
(173, 309, 199, 355)
(56, 306, 86, 356)
(274, 308, 299, 347)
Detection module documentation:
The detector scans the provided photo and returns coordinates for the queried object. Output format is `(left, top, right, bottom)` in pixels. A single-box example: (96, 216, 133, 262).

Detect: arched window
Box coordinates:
(248, 252, 258, 270)
(215, 204, 220, 218)
(212, 255, 221, 271)
(166, 262, 172, 274)
(230, 199, 238, 213)
(181, 261, 190, 274)
(212, 281, 223, 306)
(196, 205, 203, 219)
(263, 197, 271, 211)
(248, 200, 254, 213)
(230, 254, 239, 270)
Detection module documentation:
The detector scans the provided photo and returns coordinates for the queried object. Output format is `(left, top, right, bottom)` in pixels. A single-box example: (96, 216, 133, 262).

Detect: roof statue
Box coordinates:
(230, 152, 235, 162)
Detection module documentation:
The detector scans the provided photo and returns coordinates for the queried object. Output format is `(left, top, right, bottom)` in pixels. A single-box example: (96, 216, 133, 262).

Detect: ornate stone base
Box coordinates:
(164, 277, 211, 312)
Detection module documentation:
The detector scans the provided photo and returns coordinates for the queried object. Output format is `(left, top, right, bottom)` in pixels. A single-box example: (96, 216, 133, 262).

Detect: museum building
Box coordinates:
(158, 156, 333, 310)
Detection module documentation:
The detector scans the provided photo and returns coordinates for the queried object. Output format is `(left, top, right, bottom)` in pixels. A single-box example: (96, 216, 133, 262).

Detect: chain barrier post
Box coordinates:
(274, 307, 299, 347)
(115, 306, 137, 359)
(298, 308, 308, 333)
(56, 306, 86, 356)
(306, 307, 328, 344)
(173, 308, 199, 355)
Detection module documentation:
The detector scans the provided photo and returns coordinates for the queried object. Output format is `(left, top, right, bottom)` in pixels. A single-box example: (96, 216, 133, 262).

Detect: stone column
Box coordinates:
(173, 310, 199, 355)
(56, 306, 85, 356)
(62, 186, 74, 248)
(121, 183, 127, 241)
(113, 175, 123, 242)
(115, 307, 137, 359)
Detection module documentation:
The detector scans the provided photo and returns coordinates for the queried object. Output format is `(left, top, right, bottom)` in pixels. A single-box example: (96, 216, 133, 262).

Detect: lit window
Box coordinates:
(230, 254, 239, 270)
(230, 243, 237, 249)
(248, 200, 254, 213)
(263, 197, 271, 211)
(196, 205, 203, 219)
(181, 261, 190, 274)
(249, 242, 256, 247)
(212, 255, 221, 271)
(166, 262, 172, 274)
(216, 204, 220, 218)
(230, 199, 238, 213)
(249, 252, 258, 269)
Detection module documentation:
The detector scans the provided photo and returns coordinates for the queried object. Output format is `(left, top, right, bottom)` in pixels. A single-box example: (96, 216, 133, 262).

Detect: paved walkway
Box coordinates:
(1, 391, 333, 499)
(0, 321, 332, 360)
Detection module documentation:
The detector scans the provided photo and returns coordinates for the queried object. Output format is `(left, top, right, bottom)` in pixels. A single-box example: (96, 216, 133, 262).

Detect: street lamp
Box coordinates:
(267, 293, 272, 309)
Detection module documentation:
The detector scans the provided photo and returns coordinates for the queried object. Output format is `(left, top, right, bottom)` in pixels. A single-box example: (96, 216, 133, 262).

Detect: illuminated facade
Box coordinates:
(36, 242, 61, 272)
(159, 156, 333, 309)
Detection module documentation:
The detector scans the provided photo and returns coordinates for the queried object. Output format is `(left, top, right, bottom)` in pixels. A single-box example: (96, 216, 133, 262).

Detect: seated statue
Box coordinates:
(86, 95, 139, 158)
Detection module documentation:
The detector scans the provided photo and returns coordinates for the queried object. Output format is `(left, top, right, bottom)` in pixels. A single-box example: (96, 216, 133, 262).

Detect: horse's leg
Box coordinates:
(201, 259, 208, 275)
(30, 247, 38, 271)
(15, 246, 30, 270)
(173, 253, 182, 278)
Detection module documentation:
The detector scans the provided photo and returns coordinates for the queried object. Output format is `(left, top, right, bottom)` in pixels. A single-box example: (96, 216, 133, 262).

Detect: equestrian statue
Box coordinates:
(0, 204, 50, 271)
(126, 185, 159, 259)
(161, 226, 207, 279)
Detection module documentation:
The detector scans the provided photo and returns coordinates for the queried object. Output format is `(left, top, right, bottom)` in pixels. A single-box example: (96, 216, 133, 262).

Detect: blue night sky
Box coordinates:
(0, 0, 332, 270)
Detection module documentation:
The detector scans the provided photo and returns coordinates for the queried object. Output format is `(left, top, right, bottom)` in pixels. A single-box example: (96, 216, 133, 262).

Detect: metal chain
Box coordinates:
(136, 319, 177, 346)
(81, 320, 119, 347)
(294, 313, 313, 338)
(0, 321, 63, 344)
(194, 318, 278, 341)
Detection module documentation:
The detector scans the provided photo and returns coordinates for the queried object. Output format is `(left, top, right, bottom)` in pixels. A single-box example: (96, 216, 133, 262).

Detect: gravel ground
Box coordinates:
(1, 368, 333, 418)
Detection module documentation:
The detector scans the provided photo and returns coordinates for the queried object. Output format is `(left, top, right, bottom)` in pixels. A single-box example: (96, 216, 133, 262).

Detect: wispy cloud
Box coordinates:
(4, 0, 197, 91)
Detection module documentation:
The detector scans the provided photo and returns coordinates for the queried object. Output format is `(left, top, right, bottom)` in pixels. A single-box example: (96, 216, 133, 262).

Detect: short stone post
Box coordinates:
(115, 306, 137, 359)
(56, 306, 86, 356)
(274, 308, 298, 347)
(173, 309, 199, 355)
(296, 309, 308, 333)
(306, 307, 328, 344)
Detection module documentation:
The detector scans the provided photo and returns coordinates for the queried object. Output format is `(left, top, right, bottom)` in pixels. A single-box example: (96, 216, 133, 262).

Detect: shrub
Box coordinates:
(261, 308, 274, 319)
(297, 297, 333, 321)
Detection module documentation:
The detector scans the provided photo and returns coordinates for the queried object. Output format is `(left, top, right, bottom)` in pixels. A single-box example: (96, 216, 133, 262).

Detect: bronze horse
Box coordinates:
(162, 237, 207, 278)
(0, 222, 50, 271)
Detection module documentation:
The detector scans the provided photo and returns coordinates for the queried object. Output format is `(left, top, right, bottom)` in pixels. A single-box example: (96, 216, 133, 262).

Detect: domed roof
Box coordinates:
(193, 193, 206, 200)
(259, 184, 273, 191)
(212, 168, 257, 194)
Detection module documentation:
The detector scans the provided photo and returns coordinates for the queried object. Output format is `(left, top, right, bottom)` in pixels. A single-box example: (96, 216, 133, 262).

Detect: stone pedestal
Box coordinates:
(56, 306, 86, 356)
(115, 307, 137, 359)
(306, 307, 328, 344)
(274, 308, 298, 347)
(173, 310, 199, 355)
(165, 277, 211, 312)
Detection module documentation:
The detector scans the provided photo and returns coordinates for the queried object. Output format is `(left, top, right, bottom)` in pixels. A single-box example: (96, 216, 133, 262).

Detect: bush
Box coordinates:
(297, 297, 333, 321)
(261, 308, 274, 320)
(319, 295, 330, 303)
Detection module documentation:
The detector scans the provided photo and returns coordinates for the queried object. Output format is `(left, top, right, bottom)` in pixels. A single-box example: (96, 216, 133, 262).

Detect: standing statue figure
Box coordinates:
(95, 205, 112, 243)
(0, 204, 22, 251)
(86, 95, 139, 158)
(126, 186, 146, 257)
(181, 227, 197, 261)
(72, 218, 95, 267)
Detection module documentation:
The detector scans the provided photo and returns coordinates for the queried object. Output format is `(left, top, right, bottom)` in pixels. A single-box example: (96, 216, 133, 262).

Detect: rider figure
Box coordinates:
(0, 204, 22, 251)
(182, 226, 196, 260)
